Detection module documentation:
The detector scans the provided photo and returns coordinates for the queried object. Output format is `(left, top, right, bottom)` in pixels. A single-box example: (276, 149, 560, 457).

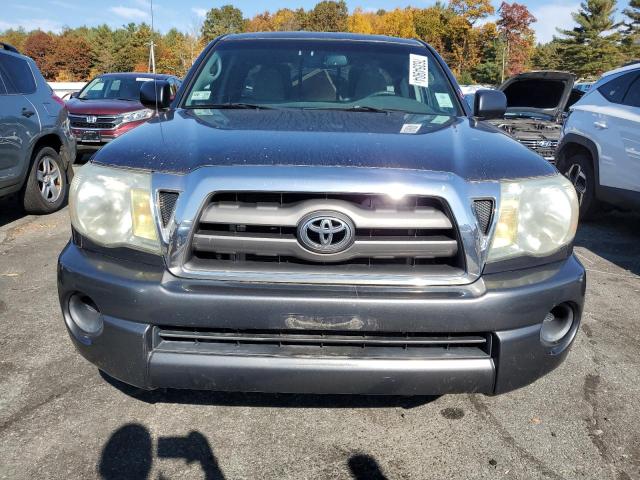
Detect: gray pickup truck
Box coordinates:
(58, 32, 585, 396)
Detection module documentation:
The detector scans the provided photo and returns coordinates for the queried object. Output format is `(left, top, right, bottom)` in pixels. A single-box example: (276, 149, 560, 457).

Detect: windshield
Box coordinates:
(184, 39, 463, 116)
(79, 76, 154, 101)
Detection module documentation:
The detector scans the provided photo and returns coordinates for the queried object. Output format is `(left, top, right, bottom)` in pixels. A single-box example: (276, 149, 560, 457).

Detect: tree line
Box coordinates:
(0, 0, 637, 84)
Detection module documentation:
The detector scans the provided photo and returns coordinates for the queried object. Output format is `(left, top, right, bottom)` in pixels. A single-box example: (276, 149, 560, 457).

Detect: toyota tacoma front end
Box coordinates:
(57, 33, 585, 396)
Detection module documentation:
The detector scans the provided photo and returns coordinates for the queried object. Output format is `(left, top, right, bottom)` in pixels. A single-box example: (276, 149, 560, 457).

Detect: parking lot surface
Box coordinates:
(1, 193, 639, 480)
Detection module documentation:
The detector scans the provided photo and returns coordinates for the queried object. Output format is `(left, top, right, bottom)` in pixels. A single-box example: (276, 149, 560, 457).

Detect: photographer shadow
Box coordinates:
(99, 424, 224, 480)
(99, 424, 389, 480)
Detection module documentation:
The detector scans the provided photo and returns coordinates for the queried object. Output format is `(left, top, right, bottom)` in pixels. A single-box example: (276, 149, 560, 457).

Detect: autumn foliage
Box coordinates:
(2, 0, 638, 83)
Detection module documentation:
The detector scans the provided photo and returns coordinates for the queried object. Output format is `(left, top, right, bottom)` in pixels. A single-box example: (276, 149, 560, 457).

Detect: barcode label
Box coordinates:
(400, 123, 422, 134)
(409, 54, 429, 88)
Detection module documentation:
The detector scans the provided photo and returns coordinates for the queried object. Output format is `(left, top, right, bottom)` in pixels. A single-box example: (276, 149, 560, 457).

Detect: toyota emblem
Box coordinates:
(297, 212, 355, 254)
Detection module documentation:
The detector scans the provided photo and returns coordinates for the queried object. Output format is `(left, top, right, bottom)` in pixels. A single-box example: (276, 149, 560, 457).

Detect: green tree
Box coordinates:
(622, 0, 640, 58)
(624, 0, 640, 28)
(0, 28, 28, 52)
(306, 1, 348, 32)
(556, 0, 623, 78)
(472, 25, 505, 84)
(201, 5, 245, 43)
(413, 6, 450, 52)
(85, 25, 117, 76)
(531, 41, 564, 70)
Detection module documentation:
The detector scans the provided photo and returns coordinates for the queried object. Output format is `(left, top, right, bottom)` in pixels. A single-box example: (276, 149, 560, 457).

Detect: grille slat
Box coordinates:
(156, 328, 492, 358)
(192, 233, 458, 262)
(189, 192, 464, 274)
(159, 330, 488, 346)
(200, 200, 452, 229)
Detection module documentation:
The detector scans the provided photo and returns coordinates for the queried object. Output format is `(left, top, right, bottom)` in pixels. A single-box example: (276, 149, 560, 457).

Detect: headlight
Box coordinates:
(121, 109, 154, 124)
(488, 174, 579, 262)
(69, 163, 160, 254)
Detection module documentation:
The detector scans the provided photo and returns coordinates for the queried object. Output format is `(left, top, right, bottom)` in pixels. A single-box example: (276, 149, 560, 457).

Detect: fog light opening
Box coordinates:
(68, 293, 103, 335)
(540, 303, 574, 346)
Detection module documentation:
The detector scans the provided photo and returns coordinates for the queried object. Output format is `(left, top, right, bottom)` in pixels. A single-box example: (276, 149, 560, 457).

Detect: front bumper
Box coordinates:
(58, 242, 586, 395)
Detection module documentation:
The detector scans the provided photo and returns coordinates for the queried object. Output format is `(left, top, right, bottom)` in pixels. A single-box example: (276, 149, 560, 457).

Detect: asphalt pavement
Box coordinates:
(0, 192, 639, 480)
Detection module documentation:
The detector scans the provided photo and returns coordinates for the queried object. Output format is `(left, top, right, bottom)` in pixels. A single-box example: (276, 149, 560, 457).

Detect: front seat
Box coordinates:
(252, 66, 286, 102)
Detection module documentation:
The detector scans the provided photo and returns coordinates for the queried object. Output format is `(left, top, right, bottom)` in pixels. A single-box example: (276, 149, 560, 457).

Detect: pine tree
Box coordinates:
(622, 0, 640, 59)
(556, 0, 623, 78)
(201, 5, 245, 43)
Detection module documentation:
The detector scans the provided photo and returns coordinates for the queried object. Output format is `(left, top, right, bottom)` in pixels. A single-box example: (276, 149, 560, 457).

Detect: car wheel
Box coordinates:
(22, 146, 68, 214)
(560, 154, 599, 220)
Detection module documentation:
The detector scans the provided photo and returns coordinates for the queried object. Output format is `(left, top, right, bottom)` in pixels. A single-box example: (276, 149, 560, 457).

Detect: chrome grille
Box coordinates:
(519, 139, 558, 161)
(187, 192, 464, 275)
(69, 114, 121, 130)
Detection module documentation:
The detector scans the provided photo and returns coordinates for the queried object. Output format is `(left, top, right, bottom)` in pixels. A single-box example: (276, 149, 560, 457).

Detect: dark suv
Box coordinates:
(59, 33, 585, 396)
(0, 43, 76, 213)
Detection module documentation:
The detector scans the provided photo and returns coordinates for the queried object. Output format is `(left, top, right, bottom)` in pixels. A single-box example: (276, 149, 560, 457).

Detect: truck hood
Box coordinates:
(93, 108, 556, 182)
(66, 98, 145, 115)
(499, 71, 576, 120)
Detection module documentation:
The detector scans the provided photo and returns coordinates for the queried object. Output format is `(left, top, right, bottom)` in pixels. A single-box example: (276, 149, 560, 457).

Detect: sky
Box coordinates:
(1, 0, 630, 44)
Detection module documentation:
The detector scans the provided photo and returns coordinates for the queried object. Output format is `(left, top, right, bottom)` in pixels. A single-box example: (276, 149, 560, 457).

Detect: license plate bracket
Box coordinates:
(81, 131, 101, 143)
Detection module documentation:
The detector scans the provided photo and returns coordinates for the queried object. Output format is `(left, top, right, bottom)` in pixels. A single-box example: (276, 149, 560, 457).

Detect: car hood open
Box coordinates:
(499, 71, 576, 119)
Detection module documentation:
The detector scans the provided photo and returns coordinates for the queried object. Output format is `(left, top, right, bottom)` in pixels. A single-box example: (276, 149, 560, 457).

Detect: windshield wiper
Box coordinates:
(189, 103, 276, 110)
(303, 105, 391, 113)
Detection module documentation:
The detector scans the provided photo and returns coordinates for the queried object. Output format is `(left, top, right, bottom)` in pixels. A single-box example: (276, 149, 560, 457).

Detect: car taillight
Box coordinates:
(52, 93, 65, 107)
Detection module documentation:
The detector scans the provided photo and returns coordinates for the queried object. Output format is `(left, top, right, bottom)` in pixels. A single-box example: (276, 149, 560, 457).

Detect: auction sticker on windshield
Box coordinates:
(409, 54, 429, 88)
(435, 93, 453, 109)
(191, 91, 211, 101)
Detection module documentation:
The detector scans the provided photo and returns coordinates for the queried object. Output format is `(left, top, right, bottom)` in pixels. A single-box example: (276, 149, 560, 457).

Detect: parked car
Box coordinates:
(557, 63, 640, 219)
(66, 72, 181, 159)
(487, 71, 581, 162)
(0, 43, 76, 213)
(59, 32, 584, 396)
(574, 82, 593, 93)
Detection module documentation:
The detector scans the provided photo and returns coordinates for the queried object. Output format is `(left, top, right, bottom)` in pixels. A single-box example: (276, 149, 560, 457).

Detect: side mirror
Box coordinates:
(140, 80, 172, 110)
(473, 90, 507, 120)
(69, 92, 79, 99)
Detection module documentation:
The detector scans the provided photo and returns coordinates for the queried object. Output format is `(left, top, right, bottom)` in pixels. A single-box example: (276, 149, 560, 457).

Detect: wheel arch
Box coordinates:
(556, 133, 601, 196)
(21, 134, 65, 189)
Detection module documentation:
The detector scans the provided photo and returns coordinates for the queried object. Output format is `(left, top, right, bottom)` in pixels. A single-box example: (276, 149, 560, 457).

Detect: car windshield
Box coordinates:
(184, 39, 463, 116)
(78, 75, 154, 101)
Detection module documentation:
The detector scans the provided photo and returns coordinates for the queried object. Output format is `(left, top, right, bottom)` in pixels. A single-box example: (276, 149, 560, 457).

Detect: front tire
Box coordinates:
(558, 154, 599, 220)
(23, 146, 68, 214)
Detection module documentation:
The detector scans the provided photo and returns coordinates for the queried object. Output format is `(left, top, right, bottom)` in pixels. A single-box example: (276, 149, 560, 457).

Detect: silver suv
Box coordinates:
(0, 43, 76, 213)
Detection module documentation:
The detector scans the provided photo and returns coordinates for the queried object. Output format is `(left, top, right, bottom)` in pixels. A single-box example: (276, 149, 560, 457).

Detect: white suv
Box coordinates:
(556, 63, 640, 219)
